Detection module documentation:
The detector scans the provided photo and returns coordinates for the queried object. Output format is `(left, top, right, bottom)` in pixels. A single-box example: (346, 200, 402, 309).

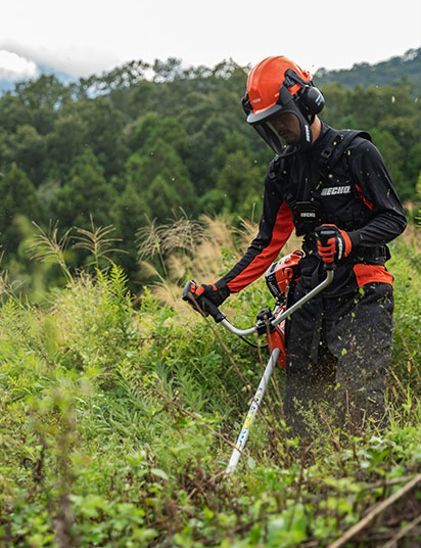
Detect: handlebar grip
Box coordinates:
(182, 280, 225, 323)
(317, 227, 337, 246)
(201, 297, 226, 323)
(315, 228, 337, 271)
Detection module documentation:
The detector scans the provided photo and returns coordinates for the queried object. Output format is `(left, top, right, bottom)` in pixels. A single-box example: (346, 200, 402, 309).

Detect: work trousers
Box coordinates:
(284, 280, 394, 438)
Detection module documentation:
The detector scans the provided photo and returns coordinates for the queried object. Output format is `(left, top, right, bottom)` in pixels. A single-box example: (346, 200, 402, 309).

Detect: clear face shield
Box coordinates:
(253, 121, 288, 156)
(253, 109, 311, 157)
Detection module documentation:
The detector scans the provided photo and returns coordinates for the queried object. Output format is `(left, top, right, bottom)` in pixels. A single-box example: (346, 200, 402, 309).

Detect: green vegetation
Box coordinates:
(0, 52, 420, 545)
(0, 54, 420, 292)
(0, 219, 419, 546)
(316, 48, 421, 94)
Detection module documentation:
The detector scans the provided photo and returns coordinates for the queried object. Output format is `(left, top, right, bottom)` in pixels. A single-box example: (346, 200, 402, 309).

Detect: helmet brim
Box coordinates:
(246, 103, 285, 124)
(246, 85, 297, 125)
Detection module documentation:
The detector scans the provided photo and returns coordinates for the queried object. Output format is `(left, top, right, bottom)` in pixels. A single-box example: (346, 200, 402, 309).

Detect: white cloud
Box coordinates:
(0, 50, 38, 81)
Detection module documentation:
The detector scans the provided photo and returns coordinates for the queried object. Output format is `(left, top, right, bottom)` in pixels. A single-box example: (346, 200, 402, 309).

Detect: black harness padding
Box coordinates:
(284, 129, 372, 233)
(282, 129, 390, 262)
(318, 129, 372, 173)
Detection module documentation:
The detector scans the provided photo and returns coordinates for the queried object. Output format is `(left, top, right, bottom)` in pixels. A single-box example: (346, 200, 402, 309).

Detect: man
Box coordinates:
(187, 56, 407, 437)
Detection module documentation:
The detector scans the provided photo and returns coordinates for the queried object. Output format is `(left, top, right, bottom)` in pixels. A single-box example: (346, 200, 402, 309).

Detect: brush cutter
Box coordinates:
(182, 229, 336, 475)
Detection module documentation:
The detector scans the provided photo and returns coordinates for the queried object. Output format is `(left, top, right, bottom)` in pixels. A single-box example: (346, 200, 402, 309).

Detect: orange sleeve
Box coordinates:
(227, 202, 294, 293)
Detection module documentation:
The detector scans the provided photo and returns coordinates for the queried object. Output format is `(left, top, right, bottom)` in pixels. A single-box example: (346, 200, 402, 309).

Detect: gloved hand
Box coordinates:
(191, 282, 230, 307)
(182, 280, 230, 322)
(315, 224, 352, 263)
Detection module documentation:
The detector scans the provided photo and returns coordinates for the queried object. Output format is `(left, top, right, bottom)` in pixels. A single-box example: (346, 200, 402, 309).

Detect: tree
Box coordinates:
(125, 138, 197, 217)
(77, 97, 129, 177)
(46, 112, 88, 178)
(10, 124, 47, 185)
(0, 164, 41, 254)
(79, 59, 150, 95)
(52, 148, 116, 229)
(145, 174, 182, 222)
(15, 75, 71, 135)
(406, 142, 421, 189)
(152, 58, 183, 83)
(370, 129, 406, 197)
(216, 151, 263, 215)
(129, 113, 189, 157)
(114, 180, 151, 272)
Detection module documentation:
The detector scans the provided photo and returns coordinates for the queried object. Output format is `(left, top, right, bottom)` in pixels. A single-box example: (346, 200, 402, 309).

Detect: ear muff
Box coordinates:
(298, 86, 325, 116)
(283, 68, 325, 119)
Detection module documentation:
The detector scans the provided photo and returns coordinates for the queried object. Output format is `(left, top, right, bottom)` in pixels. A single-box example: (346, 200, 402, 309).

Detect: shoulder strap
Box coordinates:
(319, 129, 372, 174)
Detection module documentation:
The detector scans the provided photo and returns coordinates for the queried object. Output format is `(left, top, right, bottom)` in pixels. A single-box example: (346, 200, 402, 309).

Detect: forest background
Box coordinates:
(0, 48, 420, 295)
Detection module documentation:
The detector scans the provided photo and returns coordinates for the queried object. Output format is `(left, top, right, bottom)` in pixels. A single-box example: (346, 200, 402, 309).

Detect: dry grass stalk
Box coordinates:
(28, 222, 73, 283)
(234, 218, 258, 252)
(136, 218, 162, 261)
(166, 254, 189, 282)
(73, 217, 124, 267)
(158, 217, 203, 255)
(138, 260, 163, 281)
(201, 215, 234, 248)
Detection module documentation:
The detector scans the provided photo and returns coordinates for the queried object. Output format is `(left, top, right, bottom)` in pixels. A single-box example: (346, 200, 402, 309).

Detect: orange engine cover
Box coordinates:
(265, 249, 304, 301)
(266, 322, 287, 368)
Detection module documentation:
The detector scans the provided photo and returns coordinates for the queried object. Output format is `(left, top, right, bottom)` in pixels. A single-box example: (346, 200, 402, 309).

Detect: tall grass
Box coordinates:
(0, 216, 419, 546)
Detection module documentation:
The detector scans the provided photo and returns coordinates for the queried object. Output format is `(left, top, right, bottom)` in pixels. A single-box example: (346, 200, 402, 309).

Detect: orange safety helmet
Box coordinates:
(242, 56, 325, 157)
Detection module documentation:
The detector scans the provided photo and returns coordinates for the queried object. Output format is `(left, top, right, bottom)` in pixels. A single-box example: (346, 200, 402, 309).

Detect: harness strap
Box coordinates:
(284, 129, 372, 210)
(319, 129, 372, 173)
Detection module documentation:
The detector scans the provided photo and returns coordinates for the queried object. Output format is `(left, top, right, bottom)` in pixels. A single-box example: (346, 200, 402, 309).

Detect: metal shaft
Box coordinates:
(223, 269, 334, 476)
(272, 269, 334, 326)
(220, 319, 256, 336)
(225, 348, 280, 475)
(221, 270, 334, 335)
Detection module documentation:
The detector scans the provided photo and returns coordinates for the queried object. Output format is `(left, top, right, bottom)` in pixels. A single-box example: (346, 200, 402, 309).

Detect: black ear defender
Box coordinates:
(283, 69, 325, 117)
(299, 85, 325, 115)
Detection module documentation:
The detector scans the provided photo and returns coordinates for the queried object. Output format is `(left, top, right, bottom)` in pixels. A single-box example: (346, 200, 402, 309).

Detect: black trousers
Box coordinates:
(284, 280, 394, 438)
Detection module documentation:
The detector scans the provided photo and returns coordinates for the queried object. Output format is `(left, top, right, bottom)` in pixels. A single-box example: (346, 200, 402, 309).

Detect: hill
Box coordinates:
(0, 52, 419, 293)
(315, 48, 421, 93)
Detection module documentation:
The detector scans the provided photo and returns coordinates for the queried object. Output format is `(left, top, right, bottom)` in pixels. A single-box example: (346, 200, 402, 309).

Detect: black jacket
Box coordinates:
(217, 122, 407, 294)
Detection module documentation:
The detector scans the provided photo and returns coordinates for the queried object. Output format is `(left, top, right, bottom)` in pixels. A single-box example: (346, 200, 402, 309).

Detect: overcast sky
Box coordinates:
(0, 0, 420, 81)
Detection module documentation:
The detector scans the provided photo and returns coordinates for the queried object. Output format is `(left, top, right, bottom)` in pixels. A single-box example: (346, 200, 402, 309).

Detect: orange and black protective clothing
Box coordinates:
(216, 122, 407, 433)
(216, 123, 406, 294)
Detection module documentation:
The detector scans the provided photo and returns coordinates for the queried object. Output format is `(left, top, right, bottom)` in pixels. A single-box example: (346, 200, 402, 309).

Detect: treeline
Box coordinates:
(0, 57, 420, 283)
(316, 47, 421, 93)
